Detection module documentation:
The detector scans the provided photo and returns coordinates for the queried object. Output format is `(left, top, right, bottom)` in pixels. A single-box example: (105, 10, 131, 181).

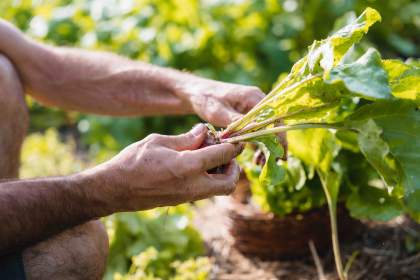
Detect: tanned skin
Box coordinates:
(0, 18, 264, 258)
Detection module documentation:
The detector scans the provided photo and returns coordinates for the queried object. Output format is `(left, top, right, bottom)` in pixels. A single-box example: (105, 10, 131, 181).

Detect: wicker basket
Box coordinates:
(228, 178, 362, 259)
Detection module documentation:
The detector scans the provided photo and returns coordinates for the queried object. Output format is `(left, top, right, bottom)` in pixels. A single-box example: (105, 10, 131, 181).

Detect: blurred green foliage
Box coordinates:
(104, 205, 206, 280)
(1, 0, 419, 155)
(20, 128, 86, 178)
(114, 248, 210, 280)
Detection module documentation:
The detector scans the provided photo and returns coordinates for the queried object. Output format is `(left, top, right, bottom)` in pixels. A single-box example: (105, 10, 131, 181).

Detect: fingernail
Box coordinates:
(234, 143, 244, 156)
(191, 123, 205, 136)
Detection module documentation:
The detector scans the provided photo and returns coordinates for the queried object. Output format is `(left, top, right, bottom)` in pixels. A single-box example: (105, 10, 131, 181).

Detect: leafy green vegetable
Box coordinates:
(226, 8, 419, 280)
(346, 186, 403, 221)
(352, 119, 400, 188)
(224, 7, 382, 135)
(288, 128, 339, 173)
(326, 48, 392, 100)
(383, 59, 420, 102)
(343, 100, 420, 199)
(254, 135, 285, 187)
(238, 146, 326, 216)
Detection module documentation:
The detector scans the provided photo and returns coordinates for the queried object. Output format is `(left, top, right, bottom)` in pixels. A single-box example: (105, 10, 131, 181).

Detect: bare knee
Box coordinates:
(0, 54, 27, 114)
(0, 54, 29, 178)
(23, 220, 109, 280)
(0, 54, 18, 81)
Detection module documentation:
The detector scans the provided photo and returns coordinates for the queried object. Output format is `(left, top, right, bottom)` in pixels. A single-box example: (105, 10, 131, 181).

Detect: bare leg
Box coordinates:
(0, 54, 109, 279)
(22, 221, 109, 280)
(0, 54, 28, 179)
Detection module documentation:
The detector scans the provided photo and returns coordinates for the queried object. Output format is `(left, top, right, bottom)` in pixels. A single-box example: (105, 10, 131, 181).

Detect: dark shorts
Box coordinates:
(0, 251, 26, 280)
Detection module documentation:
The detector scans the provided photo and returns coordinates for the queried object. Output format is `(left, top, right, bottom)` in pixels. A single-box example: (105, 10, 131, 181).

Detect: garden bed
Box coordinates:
(194, 197, 420, 280)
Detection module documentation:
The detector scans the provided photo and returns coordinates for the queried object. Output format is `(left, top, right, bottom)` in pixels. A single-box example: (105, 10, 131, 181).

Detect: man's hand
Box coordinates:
(88, 124, 241, 212)
(0, 124, 241, 253)
(176, 77, 265, 127)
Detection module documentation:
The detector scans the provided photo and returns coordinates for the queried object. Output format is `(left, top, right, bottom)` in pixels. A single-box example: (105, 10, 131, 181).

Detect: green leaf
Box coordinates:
(225, 8, 381, 134)
(301, 7, 381, 76)
(354, 119, 400, 187)
(335, 130, 359, 153)
(383, 59, 420, 102)
(345, 100, 420, 199)
(288, 128, 340, 173)
(238, 145, 326, 217)
(406, 190, 420, 213)
(325, 7, 381, 70)
(346, 186, 403, 221)
(327, 48, 392, 100)
(254, 135, 285, 187)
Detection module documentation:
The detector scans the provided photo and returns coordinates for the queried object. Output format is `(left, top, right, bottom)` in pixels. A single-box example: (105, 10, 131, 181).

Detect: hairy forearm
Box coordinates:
(0, 173, 111, 255)
(0, 18, 197, 116)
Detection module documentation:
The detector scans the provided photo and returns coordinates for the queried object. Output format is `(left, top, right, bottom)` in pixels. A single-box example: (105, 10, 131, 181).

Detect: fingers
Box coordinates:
(177, 143, 242, 175)
(153, 124, 207, 151)
(188, 160, 241, 200)
(242, 87, 265, 112)
(216, 107, 243, 128)
(205, 104, 243, 128)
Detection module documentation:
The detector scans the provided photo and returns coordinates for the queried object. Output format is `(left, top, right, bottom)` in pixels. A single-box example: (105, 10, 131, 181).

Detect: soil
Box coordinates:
(193, 197, 420, 280)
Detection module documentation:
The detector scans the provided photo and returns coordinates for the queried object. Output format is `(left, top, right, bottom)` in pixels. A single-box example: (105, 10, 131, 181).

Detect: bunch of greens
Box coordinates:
(221, 8, 419, 280)
(238, 146, 327, 216)
(104, 205, 206, 280)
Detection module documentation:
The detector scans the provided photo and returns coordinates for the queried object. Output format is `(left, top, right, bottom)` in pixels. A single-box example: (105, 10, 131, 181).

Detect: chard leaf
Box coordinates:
(354, 119, 400, 187)
(225, 8, 381, 135)
(406, 190, 420, 213)
(288, 128, 340, 173)
(346, 186, 403, 221)
(327, 48, 392, 100)
(324, 7, 381, 70)
(344, 100, 420, 199)
(383, 59, 420, 102)
(288, 128, 342, 207)
(254, 135, 285, 187)
(335, 130, 359, 153)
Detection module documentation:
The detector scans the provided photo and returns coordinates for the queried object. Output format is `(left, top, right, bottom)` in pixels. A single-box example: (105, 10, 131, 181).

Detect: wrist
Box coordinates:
(167, 70, 211, 111)
(72, 165, 121, 217)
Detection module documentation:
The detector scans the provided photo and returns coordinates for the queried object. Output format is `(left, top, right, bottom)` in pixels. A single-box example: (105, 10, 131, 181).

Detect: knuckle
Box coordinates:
(138, 141, 153, 152)
(145, 133, 162, 143)
(182, 131, 195, 142)
(0, 54, 16, 79)
(246, 86, 265, 99)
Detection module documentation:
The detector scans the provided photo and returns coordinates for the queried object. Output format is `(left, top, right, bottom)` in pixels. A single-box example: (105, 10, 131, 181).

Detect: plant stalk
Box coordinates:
(318, 171, 346, 280)
(223, 123, 344, 143)
(224, 73, 322, 135)
(229, 103, 336, 137)
(327, 201, 345, 280)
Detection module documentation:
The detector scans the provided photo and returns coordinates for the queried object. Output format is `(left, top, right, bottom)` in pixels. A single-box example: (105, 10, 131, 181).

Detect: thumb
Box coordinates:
(161, 123, 207, 151)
